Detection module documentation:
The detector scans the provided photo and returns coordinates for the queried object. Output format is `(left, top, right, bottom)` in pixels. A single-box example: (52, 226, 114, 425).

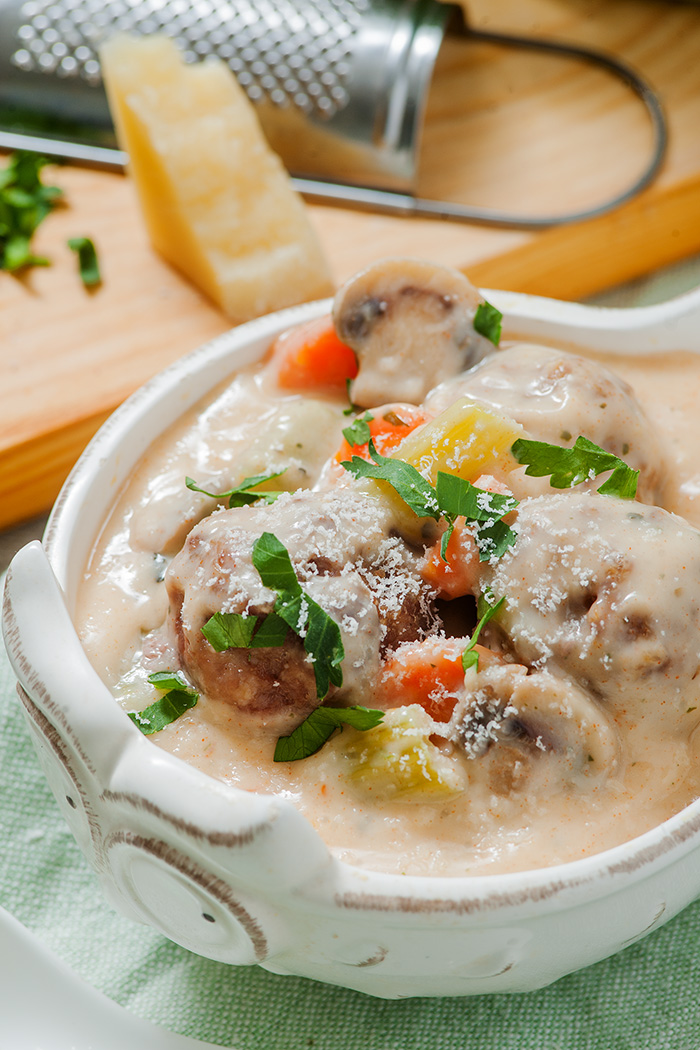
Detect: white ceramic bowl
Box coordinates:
(5, 285, 700, 999)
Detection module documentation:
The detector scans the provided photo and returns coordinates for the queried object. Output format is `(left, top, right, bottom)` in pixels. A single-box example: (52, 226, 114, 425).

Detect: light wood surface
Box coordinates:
(2, 0, 700, 529)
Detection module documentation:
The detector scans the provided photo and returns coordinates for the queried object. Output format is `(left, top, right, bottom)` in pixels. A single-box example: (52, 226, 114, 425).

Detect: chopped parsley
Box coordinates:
(0, 151, 62, 272)
(201, 610, 288, 651)
(274, 705, 384, 762)
(342, 377, 361, 416)
(462, 597, 506, 672)
(340, 439, 441, 520)
(511, 435, 639, 499)
(185, 470, 287, 508)
(341, 442, 517, 561)
(435, 472, 518, 561)
(473, 299, 503, 346)
(252, 532, 345, 699)
(128, 671, 198, 735)
(67, 235, 101, 287)
(342, 411, 374, 447)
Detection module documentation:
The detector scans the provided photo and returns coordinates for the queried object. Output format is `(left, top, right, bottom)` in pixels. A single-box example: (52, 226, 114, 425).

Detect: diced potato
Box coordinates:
(100, 34, 333, 322)
(394, 399, 525, 484)
(344, 705, 465, 802)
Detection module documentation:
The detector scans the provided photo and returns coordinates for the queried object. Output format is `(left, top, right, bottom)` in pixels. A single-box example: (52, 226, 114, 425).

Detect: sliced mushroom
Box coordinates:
(333, 258, 493, 408)
(449, 664, 619, 794)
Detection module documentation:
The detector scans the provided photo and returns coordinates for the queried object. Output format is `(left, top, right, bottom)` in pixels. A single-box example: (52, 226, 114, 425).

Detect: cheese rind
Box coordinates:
(100, 34, 333, 322)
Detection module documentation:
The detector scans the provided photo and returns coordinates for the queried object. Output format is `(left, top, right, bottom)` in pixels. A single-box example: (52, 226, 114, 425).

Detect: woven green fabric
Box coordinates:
(2, 587, 700, 1050)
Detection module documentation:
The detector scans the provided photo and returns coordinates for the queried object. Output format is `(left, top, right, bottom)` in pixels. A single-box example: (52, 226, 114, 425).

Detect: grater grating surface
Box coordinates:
(11, 0, 365, 120)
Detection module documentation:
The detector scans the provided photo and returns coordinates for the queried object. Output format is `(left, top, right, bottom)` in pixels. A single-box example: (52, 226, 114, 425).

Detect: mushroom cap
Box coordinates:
(332, 257, 490, 408)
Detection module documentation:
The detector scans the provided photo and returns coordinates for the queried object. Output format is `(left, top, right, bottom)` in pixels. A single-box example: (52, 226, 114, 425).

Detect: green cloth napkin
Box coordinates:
(3, 575, 700, 1049)
(4, 261, 700, 1049)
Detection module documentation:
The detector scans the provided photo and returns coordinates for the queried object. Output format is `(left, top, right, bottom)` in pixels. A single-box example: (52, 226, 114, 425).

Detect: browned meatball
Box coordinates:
(480, 492, 700, 735)
(424, 343, 664, 505)
(165, 488, 436, 731)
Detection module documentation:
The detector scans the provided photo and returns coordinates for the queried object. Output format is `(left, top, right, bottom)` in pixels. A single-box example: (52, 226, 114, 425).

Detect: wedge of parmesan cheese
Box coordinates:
(100, 34, 333, 322)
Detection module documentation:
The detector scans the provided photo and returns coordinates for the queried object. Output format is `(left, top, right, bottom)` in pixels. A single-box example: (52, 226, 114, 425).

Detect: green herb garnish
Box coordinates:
(435, 472, 518, 561)
(340, 439, 441, 520)
(473, 299, 503, 346)
(341, 443, 517, 562)
(0, 151, 62, 272)
(462, 596, 506, 673)
(201, 610, 288, 651)
(67, 235, 101, 287)
(274, 705, 384, 762)
(128, 671, 198, 735)
(511, 435, 639, 499)
(185, 470, 287, 508)
(342, 376, 360, 416)
(342, 411, 373, 447)
(252, 532, 345, 699)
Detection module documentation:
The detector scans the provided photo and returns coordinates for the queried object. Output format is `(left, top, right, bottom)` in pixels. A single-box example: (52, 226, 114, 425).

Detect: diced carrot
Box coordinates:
(420, 475, 516, 599)
(336, 403, 432, 463)
(273, 315, 358, 391)
(420, 519, 480, 599)
(380, 638, 466, 723)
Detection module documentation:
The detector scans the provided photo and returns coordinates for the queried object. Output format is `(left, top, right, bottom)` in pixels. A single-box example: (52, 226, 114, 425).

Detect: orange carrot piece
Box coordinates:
(380, 638, 466, 723)
(336, 403, 432, 463)
(273, 315, 358, 391)
(420, 520, 480, 600)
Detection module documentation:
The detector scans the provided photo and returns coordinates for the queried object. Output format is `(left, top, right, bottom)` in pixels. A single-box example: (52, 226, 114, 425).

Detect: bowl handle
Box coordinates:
(3, 541, 134, 774)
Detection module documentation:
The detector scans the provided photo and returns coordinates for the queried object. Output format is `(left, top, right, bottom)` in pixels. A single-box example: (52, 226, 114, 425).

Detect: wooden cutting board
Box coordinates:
(2, 0, 700, 530)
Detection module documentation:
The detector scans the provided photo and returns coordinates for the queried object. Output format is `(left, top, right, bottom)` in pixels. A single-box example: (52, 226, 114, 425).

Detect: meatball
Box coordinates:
(480, 492, 700, 733)
(164, 488, 436, 731)
(424, 343, 664, 505)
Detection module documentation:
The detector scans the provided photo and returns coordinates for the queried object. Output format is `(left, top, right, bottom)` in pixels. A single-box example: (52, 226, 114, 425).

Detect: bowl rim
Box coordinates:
(36, 287, 700, 911)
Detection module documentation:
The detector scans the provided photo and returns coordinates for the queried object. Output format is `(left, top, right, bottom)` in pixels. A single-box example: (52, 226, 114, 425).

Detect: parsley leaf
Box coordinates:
(274, 705, 384, 762)
(67, 235, 101, 287)
(252, 532, 344, 699)
(511, 435, 639, 499)
(435, 472, 518, 562)
(340, 439, 441, 520)
(128, 671, 198, 735)
(185, 470, 287, 508)
(473, 299, 503, 346)
(0, 151, 62, 273)
(201, 610, 288, 651)
(462, 596, 506, 672)
(341, 446, 517, 561)
(342, 411, 373, 447)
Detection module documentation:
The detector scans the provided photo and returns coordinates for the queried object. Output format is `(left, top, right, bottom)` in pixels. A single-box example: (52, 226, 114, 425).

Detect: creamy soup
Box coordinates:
(76, 260, 700, 877)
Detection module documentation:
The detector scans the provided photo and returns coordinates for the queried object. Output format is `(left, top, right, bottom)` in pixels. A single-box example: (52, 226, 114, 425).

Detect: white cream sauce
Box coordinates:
(75, 341, 700, 877)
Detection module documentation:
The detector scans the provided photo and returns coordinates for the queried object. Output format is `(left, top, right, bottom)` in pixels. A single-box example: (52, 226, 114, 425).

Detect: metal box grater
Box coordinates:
(0, 0, 668, 226)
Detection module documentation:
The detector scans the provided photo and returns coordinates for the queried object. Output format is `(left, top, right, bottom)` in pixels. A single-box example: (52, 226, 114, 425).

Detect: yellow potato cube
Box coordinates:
(100, 34, 333, 322)
(345, 705, 465, 802)
(395, 398, 525, 484)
